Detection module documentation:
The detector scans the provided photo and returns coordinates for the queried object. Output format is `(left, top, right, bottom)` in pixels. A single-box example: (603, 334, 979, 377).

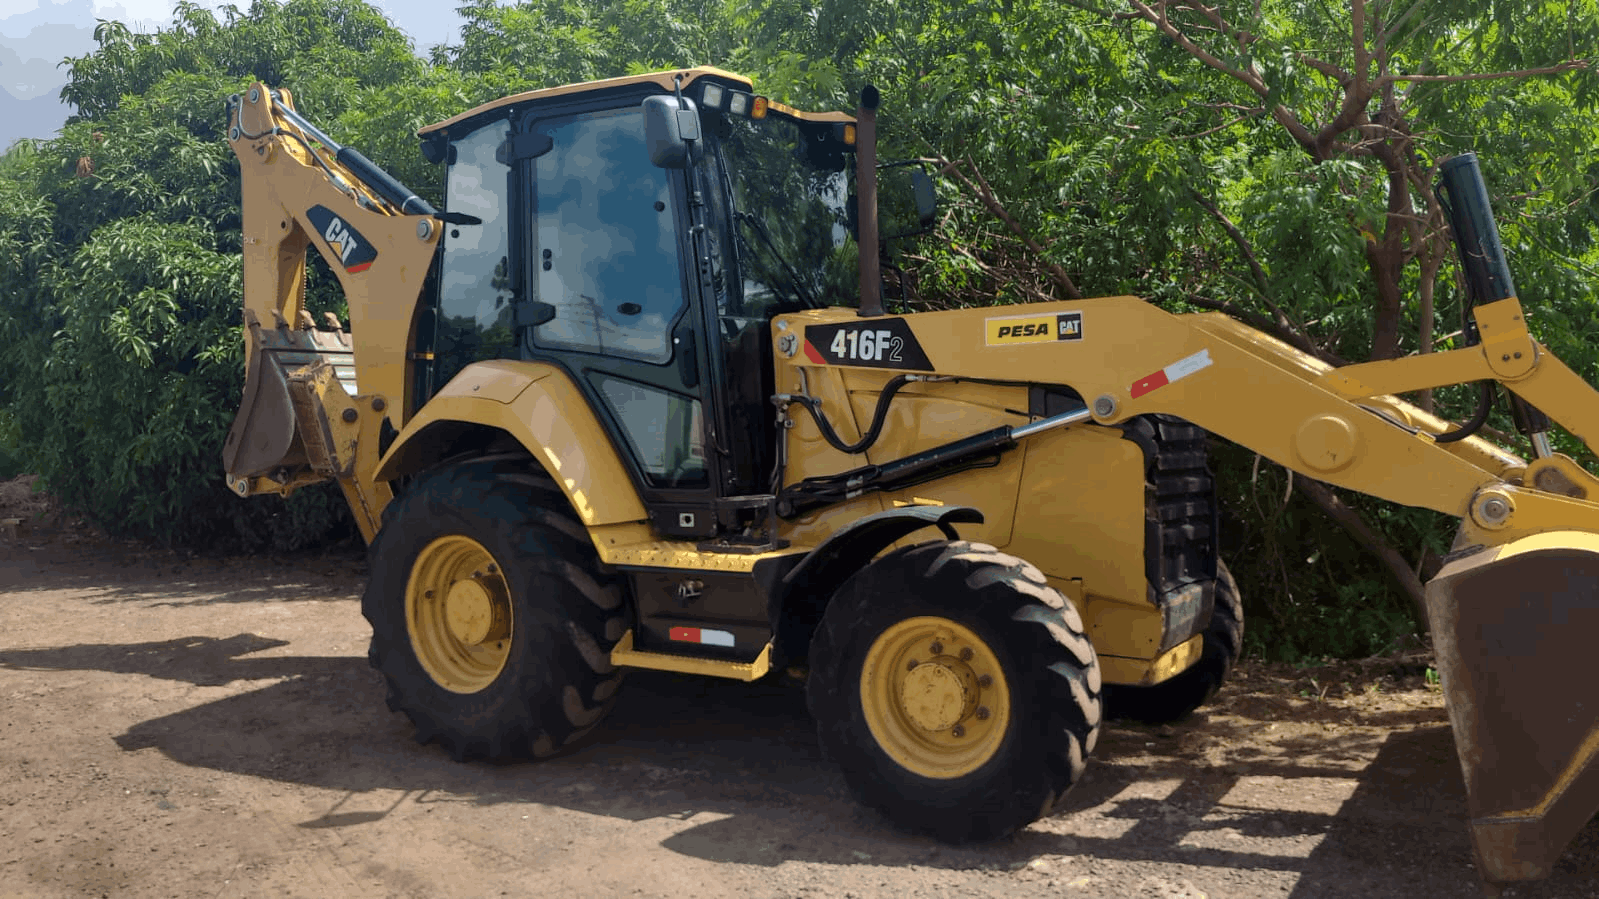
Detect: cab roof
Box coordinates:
(417, 66, 853, 139)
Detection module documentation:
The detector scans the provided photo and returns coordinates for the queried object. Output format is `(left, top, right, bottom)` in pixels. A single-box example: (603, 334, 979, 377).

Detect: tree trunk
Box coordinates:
(1365, 240, 1406, 360)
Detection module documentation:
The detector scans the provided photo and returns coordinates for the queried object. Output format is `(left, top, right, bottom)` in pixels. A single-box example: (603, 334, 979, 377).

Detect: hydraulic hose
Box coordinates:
(786, 374, 915, 455)
(1434, 381, 1495, 444)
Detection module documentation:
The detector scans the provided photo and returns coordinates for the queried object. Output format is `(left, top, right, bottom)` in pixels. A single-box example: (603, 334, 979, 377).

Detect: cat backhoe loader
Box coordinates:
(225, 68, 1599, 887)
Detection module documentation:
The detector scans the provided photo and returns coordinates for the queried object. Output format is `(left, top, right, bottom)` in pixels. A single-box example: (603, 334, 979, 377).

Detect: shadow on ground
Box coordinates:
(0, 543, 365, 605)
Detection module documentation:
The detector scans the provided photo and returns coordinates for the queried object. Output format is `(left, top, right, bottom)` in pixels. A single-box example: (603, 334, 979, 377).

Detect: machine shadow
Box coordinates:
(10, 631, 1599, 892)
(0, 542, 365, 606)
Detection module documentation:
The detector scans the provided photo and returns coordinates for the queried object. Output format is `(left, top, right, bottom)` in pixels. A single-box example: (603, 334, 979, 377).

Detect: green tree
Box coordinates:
(0, 0, 448, 548)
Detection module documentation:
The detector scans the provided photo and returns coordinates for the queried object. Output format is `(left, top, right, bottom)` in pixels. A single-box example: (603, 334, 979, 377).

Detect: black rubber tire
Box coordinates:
(807, 540, 1102, 842)
(362, 458, 627, 761)
(1104, 559, 1244, 724)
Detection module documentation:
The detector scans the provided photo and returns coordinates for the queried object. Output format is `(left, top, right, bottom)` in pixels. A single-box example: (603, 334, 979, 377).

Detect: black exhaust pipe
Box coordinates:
(856, 85, 884, 317)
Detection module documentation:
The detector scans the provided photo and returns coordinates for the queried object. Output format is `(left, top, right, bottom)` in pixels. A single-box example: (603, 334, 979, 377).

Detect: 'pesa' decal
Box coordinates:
(985, 311, 1083, 345)
(803, 319, 934, 370)
(306, 205, 378, 273)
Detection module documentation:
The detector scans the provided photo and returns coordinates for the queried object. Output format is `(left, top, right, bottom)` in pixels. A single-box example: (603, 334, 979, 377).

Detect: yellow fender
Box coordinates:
(375, 361, 647, 527)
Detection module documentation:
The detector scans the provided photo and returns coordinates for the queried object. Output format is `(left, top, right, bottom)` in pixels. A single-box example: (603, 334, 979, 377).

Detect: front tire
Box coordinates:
(807, 540, 1102, 842)
(1104, 559, 1244, 724)
(363, 458, 626, 761)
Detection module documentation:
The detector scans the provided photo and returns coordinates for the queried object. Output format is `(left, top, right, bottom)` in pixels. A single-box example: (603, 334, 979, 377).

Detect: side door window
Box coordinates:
(532, 108, 683, 364)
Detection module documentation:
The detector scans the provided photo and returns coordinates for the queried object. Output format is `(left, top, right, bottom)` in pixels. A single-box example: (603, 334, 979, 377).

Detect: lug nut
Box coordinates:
(976, 706, 990, 720)
(960, 647, 974, 661)
(929, 642, 943, 655)
(978, 674, 993, 688)
(906, 659, 919, 671)
(951, 724, 965, 738)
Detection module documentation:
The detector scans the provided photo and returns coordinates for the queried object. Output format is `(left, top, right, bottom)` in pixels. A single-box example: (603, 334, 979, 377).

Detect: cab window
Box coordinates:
(531, 107, 685, 364)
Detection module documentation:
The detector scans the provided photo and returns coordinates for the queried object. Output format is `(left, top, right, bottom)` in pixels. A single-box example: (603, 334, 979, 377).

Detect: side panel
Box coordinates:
(375, 361, 647, 527)
(772, 367, 1025, 551)
(1007, 424, 1163, 660)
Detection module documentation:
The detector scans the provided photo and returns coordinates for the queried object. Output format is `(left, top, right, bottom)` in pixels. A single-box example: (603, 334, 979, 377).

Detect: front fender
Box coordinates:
(376, 361, 647, 527)
(771, 505, 984, 659)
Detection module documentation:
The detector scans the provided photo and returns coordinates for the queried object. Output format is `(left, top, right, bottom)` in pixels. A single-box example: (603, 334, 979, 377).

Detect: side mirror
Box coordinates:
(643, 95, 700, 168)
(911, 169, 936, 230)
(876, 160, 940, 240)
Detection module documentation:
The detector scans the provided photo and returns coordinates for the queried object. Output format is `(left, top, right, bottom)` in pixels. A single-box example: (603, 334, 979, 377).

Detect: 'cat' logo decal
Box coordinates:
(307, 205, 378, 273)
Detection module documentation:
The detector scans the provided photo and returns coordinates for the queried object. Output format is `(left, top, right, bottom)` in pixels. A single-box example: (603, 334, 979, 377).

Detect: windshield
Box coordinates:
(703, 110, 857, 316)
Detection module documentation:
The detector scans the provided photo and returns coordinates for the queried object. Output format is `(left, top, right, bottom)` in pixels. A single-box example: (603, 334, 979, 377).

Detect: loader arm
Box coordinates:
(222, 84, 442, 538)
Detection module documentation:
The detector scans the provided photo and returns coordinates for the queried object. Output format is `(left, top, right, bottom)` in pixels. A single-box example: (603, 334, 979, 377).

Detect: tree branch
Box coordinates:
(1296, 52, 1350, 85)
(1172, 111, 1258, 140)
(1384, 59, 1590, 84)
(936, 156, 1083, 299)
(1124, 0, 1320, 151)
(1294, 477, 1429, 633)
(1351, 0, 1371, 99)
(1187, 188, 1280, 312)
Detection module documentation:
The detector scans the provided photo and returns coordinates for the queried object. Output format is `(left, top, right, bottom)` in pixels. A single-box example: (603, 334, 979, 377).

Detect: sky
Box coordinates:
(0, 0, 466, 151)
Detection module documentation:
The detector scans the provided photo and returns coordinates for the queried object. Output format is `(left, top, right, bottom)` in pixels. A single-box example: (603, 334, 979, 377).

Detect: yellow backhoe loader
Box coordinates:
(224, 68, 1599, 888)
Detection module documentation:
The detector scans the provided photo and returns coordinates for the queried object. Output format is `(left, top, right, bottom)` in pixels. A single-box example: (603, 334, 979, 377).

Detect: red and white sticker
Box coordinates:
(1130, 349, 1213, 399)
(669, 626, 736, 648)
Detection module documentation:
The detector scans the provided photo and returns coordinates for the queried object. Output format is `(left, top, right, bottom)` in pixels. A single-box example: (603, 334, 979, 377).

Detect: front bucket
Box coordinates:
(1426, 531, 1599, 884)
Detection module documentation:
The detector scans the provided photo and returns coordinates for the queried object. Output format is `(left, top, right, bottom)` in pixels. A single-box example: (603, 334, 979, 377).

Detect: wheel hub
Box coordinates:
(406, 535, 514, 694)
(445, 576, 508, 645)
(900, 660, 977, 732)
(861, 616, 1011, 779)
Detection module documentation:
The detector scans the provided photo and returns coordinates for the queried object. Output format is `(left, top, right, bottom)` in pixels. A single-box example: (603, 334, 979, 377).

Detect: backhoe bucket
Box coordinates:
(1426, 531, 1599, 884)
(221, 316, 357, 481)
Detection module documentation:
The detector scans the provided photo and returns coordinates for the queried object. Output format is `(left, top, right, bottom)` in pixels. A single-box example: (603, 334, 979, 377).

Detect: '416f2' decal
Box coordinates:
(803, 319, 934, 371)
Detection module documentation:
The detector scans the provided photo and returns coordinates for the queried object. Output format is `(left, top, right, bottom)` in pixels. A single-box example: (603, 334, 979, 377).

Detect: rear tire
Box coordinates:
(363, 458, 626, 761)
(807, 540, 1102, 842)
(1104, 559, 1243, 724)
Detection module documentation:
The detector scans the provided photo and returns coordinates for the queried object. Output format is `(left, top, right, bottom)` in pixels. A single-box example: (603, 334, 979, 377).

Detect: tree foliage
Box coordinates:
(1, 0, 1595, 654)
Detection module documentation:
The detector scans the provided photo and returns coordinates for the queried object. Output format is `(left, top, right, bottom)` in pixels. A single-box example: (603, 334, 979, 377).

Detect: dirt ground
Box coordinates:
(6, 478, 1599, 898)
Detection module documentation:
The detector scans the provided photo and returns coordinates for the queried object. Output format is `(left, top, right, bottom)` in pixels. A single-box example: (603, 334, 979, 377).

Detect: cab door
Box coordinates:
(511, 100, 722, 538)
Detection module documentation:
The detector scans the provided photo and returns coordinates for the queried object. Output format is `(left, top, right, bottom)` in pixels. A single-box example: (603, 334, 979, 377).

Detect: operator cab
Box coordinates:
(416, 69, 859, 543)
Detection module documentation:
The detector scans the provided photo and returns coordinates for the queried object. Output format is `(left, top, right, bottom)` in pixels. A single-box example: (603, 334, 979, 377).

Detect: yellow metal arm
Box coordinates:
(224, 83, 439, 535)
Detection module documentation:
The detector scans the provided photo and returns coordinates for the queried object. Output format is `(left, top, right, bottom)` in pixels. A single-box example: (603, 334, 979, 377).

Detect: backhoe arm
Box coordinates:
(222, 83, 442, 539)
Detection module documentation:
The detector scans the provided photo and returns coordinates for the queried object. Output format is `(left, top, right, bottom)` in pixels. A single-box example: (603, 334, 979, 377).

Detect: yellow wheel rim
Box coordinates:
(406, 535, 514, 694)
(860, 616, 1011, 779)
